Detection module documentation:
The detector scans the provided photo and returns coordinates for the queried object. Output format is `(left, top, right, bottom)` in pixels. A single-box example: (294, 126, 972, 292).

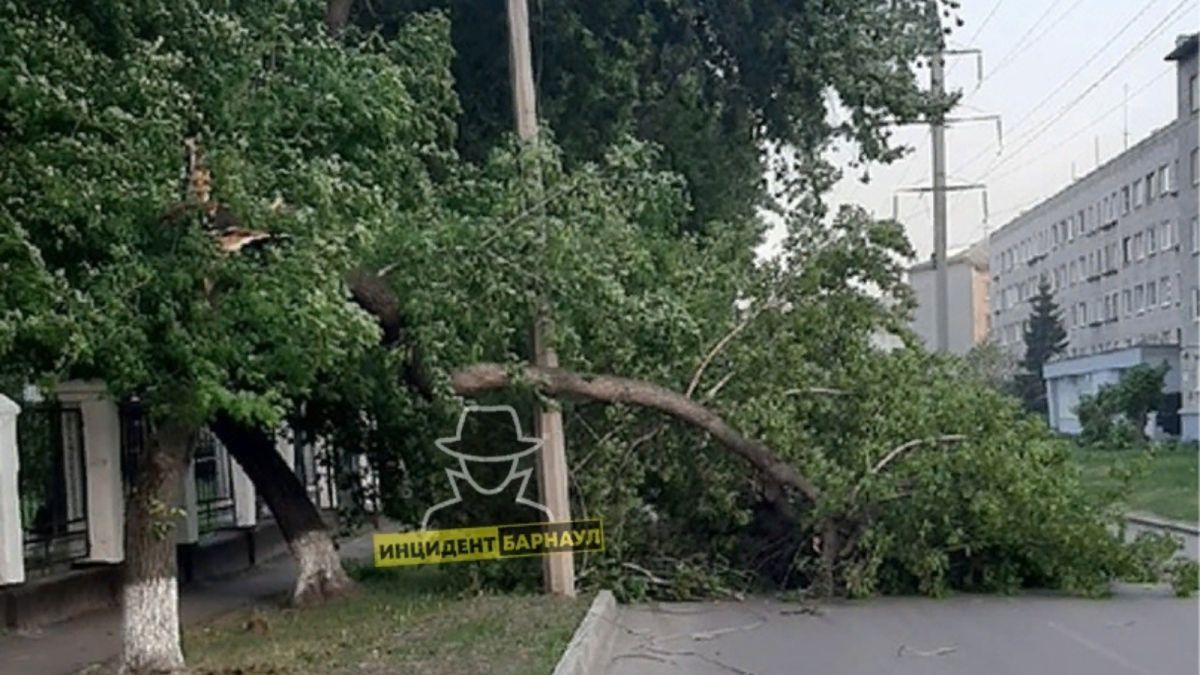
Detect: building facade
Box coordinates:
(989, 34, 1199, 439)
(907, 240, 990, 355)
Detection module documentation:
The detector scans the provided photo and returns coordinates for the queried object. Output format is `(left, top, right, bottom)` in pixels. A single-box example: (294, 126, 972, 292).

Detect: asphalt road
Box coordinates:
(606, 586, 1199, 675)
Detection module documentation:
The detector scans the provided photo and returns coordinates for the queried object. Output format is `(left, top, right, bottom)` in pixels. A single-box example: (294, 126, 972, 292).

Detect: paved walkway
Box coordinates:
(606, 586, 1199, 675)
(0, 533, 374, 675)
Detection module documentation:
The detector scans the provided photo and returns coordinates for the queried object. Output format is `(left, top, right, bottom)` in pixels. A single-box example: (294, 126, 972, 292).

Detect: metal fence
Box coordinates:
(120, 403, 239, 535)
(19, 404, 89, 573)
(195, 427, 236, 534)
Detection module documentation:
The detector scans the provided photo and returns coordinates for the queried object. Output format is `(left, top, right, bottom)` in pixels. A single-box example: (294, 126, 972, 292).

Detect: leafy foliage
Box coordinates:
(0, 1, 455, 427)
(347, 0, 956, 231)
(1077, 363, 1171, 446)
(1, 0, 1174, 613)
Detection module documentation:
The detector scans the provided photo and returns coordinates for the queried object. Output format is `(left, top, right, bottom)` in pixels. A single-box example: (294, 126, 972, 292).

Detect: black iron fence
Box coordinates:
(195, 427, 236, 534)
(18, 404, 89, 573)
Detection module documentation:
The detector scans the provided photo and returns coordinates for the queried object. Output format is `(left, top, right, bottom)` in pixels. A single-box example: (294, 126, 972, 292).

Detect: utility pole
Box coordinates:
(504, 0, 575, 597)
(930, 46, 950, 353)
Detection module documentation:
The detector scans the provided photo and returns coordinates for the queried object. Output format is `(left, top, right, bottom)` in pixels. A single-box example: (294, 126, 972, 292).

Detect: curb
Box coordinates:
(1125, 512, 1200, 537)
(552, 590, 617, 675)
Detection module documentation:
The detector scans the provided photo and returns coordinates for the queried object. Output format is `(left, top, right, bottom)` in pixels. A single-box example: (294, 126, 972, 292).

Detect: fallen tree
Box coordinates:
(450, 363, 819, 514)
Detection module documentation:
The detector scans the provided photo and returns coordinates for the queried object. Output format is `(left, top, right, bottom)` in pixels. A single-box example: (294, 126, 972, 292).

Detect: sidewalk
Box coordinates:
(0, 533, 374, 675)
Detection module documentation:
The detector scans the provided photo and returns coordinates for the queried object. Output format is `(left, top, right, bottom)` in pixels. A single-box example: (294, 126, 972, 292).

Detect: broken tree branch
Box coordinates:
(870, 434, 966, 476)
(451, 363, 820, 506)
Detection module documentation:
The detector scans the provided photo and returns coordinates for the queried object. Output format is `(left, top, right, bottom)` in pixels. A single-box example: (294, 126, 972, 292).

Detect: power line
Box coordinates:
(964, 0, 1005, 46)
(952, 0, 1170, 176)
(974, 0, 1193, 180)
(985, 0, 1089, 82)
(960, 0, 1185, 178)
(982, 0, 1067, 80)
(986, 66, 1173, 185)
(946, 0, 1006, 80)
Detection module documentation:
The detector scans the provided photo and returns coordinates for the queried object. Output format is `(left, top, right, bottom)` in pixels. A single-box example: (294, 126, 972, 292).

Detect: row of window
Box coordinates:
(995, 148, 1200, 274)
(1067, 275, 1181, 329)
(993, 219, 1190, 312)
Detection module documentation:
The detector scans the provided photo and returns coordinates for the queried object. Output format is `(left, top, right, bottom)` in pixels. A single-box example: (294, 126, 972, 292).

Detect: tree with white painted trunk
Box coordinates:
(0, 2, 455, 669)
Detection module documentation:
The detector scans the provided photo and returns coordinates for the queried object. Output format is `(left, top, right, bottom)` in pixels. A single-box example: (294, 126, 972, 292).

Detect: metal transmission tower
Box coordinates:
(894, 39, 999, 353)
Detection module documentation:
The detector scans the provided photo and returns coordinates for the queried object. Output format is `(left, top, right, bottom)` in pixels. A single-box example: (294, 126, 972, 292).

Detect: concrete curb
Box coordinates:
(1126, 512, 1200, 536)
(553, 590, 617, 675)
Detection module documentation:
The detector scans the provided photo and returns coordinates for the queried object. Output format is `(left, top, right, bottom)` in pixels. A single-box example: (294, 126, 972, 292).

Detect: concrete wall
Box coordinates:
(1172, 37, 1200, 440)
(908, 256, 988, 355)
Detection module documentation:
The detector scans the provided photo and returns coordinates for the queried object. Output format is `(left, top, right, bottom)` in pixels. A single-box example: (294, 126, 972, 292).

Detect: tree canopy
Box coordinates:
(0, 1, 1185, 671)
(344, 0, 952, 231)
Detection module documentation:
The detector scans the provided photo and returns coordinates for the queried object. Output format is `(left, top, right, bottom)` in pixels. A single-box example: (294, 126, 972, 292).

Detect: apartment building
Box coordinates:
(989, 33, 1199, 439)
(907, 240, 990, 355)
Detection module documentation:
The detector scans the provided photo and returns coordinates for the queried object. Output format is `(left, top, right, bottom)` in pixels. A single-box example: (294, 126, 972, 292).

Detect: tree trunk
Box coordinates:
(120, 423, 194, 675)
(209, 413, 354, 605)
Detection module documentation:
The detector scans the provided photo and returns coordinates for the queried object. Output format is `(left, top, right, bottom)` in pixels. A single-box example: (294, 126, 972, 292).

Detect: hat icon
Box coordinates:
(421, 405, 553, 530)
(434, 406, 542, 463)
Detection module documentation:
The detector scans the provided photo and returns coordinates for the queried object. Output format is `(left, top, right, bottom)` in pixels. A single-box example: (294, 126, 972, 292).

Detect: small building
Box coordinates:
(907, 239, 990, 355)
(1043, 344, 1181, 435)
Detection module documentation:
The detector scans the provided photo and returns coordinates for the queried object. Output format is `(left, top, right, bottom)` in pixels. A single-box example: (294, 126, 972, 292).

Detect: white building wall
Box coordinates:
(990, 34, 1198, 438)
(908, 254, 986, 356)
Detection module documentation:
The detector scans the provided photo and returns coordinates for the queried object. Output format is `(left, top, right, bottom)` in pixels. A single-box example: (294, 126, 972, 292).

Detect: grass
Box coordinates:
(179, 565, 588, 675)
(1072, 445, 1199, 524)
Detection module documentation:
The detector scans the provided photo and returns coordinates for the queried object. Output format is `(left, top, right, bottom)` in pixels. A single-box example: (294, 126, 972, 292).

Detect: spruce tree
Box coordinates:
(1018, 279, 1069, 416)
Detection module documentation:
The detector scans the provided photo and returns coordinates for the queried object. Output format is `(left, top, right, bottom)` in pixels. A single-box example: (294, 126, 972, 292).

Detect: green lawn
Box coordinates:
(1072, 446, 1199, 524)
(180, 565, 587, 674)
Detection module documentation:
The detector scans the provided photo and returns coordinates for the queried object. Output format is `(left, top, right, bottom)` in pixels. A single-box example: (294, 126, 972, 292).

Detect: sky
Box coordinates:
(810, 0, 1199, 263)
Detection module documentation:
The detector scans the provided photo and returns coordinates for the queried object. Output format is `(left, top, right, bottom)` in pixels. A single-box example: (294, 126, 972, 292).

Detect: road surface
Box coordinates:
(606, 586, 1198, 674)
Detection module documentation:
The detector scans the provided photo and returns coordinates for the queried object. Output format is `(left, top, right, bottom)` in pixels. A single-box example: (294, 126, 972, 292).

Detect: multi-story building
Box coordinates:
(989, 33, 1199, 439)
(907, 240, 990, 355)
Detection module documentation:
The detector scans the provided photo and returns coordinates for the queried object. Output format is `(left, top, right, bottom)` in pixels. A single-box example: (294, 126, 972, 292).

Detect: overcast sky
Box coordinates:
(811, 0, 1199, 263)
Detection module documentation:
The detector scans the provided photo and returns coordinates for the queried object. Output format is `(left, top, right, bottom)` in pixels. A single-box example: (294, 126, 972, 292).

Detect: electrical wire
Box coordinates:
(973, 0, 1194, 179)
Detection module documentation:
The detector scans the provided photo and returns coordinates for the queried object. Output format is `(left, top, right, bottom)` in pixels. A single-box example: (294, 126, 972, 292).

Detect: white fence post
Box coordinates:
(56, 381, 124, 563)
(230, 459, 256, 528)
(177, 458, 200, 544)
(0, 394, 24, 585)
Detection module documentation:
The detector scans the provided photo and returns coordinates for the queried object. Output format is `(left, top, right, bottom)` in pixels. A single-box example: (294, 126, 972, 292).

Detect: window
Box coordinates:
(1135, 285, 1144, 311)
(1078, 209, 1086, 235)
(1147, 226, 1157, 254)
(1147, 281, 1157, 307)
(1069, 261, 1077, 284)
(1122, 186, 1131, 213)
(1079, 302, 1088, 324)
(1162, 276, 1172, 307)
(1159, 164, 1172, 195)
(1191, 73, 1198, 113)
(1123, 289, 1132, 315)
(1145, 172, 1155, 204)
(1088, 206, 1095, 229)
(1193, 287, 1200, 320)
(1134, 232, 1143, 260)
(1193, 216, 1200, 253)
(1191, 148, 1198, 186)
(1122, 236, 1131, 264)
(1133, 179, 1143, 208)
(1068, 216, 1075, 241)
(1161, 220, 1173, 249)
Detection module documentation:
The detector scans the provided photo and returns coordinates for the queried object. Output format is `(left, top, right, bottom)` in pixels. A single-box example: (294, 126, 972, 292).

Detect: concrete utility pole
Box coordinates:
(504, 0, 575, 597)
(930, 48, 950, 353)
